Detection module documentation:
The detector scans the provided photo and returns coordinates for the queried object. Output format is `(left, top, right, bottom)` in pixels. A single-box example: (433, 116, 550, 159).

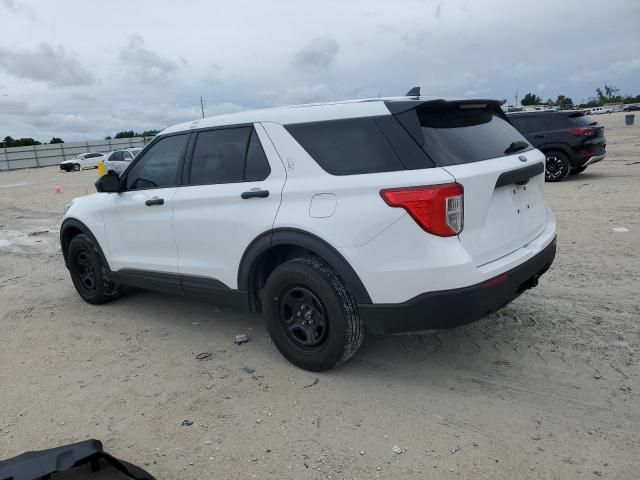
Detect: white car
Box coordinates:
(588, 107, 611, 115)
(60, 94, 557, 371)
(60, 152, 108, 172)
(103, 148, 142, 175)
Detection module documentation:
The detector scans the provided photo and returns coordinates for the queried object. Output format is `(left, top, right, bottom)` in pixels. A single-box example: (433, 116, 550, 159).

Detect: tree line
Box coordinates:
(1, 130, 159, 148)
(520, 84, 640, 109)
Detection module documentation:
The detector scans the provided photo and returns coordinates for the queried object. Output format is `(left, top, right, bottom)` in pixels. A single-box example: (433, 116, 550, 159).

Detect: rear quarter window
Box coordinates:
(285, 117, 408, 175)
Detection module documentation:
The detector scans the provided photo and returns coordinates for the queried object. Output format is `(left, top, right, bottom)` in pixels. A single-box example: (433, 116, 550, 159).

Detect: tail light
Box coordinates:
(567, 128, 595, 137)
(380, 183, 464, 236)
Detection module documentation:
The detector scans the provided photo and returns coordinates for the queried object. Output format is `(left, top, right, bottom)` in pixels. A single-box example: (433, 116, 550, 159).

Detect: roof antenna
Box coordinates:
(405, 86, 420, 97)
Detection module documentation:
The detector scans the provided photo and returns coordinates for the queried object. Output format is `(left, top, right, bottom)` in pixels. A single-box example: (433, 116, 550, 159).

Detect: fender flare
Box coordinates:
(238, 228, 372, 305)
(60, 218, 111, 270)
(538, 143, 572, 158)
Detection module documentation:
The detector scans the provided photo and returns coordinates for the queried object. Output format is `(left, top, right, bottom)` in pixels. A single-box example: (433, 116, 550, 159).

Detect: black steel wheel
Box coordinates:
(544, 150, 571, 182)
(262, 257, 364, 371)
(279, 286, 329, 349)
(67, 234, 121, 305)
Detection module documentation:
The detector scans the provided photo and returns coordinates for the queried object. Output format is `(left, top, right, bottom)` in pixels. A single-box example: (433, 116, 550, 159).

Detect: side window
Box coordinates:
(188, 127, 251, 185)
(510, 116, 540, 133)
(125, 134, 189, 190)
(285, 118, 406, 175)
(86, 153, 101, 159)
(123, 151, 133, 160)
(110, 151, 123, 162)
(245, 129, 271, 181)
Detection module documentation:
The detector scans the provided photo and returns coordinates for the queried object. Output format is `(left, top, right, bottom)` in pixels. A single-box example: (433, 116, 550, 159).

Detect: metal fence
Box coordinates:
(0, 137, 154, 171)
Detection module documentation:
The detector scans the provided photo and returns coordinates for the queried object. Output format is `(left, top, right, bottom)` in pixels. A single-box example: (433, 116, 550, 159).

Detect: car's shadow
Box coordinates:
(111, 287, 533, 385)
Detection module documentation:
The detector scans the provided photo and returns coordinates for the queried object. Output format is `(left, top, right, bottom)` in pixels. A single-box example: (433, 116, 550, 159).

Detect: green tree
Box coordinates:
(114, 130, 136, 139)
(596, 84, 621, 104)
(521, 93, 542, 106)
(49, 137, 64, 144)
(1, 136, 41, 147)
(139, 129, 159, 137)
(555, 95, 574, 110)
(105, 136, 112, 140)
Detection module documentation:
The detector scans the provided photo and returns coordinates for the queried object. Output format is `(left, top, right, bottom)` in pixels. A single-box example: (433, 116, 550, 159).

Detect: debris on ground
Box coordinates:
(451, 446, 461, 454)
(392, 445, 403, 454)
(612, 227, 629, 232)
(181, 420, 193, 427)
(303, 377, 320, 388)
(27, 230, 49, 236)
(241, 367, 255, 374)
(195, 352, 212, 360)
(235, 334, 249, 345)
(359, 450, 365, 455)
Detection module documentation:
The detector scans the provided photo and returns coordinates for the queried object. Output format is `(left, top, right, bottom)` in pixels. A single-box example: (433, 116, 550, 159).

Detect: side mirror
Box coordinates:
(95, 173, 121, 193)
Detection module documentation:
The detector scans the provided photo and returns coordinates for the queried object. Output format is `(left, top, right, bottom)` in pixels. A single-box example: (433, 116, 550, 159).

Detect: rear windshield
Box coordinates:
(417, 106, 531, 166)
(567, 112, 597, 127)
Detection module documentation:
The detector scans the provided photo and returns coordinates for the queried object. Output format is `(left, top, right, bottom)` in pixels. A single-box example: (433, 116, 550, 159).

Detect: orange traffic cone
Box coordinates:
(55, 184, 62, 194)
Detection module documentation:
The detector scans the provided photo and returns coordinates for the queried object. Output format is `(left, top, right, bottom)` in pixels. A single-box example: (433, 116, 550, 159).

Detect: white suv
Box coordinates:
(60, 96, 557, 371)
(103, 148, 142, 174)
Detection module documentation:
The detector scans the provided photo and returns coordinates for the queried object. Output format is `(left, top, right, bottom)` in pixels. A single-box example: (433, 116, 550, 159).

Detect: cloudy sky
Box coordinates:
(1, 0, 639, 142)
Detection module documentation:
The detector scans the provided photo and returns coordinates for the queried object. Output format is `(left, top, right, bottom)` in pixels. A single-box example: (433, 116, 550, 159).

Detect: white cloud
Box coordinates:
(0, 0, 638, 141)
(0, 44, 93, 87)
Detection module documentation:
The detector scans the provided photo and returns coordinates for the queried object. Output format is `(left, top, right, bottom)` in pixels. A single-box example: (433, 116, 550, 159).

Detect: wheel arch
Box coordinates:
(238, 228, 372, 311)
(539, 143, 572, 159)
(60, 218, 110, 270)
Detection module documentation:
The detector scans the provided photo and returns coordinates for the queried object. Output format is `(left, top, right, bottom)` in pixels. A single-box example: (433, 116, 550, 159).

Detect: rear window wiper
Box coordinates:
(504, 140, 529, 155)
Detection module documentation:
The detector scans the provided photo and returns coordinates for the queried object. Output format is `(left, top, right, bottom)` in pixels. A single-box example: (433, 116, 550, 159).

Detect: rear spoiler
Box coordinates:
(385, 98, 507, 115)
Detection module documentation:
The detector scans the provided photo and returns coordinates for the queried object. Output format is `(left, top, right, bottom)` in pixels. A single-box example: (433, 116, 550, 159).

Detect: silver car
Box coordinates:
(103, 148, 142, 174)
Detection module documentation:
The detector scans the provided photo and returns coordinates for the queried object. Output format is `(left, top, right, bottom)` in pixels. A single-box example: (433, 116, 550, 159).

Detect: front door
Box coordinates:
(103, 133, 190, 273)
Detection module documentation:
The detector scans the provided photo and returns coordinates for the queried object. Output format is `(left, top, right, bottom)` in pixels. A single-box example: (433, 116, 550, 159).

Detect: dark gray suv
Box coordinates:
(507, 111, 606, 181)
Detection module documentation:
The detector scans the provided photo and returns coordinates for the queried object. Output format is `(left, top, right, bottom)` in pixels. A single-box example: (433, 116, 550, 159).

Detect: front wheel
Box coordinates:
(544, 150, 571, 182)
(73, 163, 81, 171)
(67, 234, 121, 304)
(262, 257, 364, 371)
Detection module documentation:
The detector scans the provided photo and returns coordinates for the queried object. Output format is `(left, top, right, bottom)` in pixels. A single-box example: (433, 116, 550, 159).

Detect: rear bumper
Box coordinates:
(359, 237, 556, 335)
(581, 154, 605, 167)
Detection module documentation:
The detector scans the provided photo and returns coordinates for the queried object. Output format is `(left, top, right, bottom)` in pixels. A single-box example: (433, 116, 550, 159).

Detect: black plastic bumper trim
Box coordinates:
(359, 237, 556, 335)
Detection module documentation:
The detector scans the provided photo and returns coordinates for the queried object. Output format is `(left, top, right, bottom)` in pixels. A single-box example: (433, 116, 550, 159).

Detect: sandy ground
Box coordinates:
(0, 112, 638, 479)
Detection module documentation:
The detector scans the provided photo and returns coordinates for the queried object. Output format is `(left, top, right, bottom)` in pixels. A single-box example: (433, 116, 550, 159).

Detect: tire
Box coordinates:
(67, 234, 121, 305)
(262, 256, 364, 371)
(544, 150, 571, 182)
(73, 163, 81, 171)
(570, 166, 587, 175)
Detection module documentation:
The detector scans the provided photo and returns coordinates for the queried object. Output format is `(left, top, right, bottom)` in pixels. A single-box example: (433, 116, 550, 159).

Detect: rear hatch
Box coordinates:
(566, 112, 606, 154)
(392, 100, 548, 266)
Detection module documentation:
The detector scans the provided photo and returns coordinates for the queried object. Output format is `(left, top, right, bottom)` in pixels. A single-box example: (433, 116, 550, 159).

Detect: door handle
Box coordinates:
(145, 197, 164, 206)
(241, 189, 269, 199)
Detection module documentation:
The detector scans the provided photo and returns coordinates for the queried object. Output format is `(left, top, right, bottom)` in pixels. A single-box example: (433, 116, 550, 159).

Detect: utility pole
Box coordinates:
(515, 91, 519, 107)
(200, 96, 205, 119)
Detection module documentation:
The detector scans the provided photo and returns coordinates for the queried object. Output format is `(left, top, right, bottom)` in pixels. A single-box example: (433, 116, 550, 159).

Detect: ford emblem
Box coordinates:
(518, 155, 527, 162)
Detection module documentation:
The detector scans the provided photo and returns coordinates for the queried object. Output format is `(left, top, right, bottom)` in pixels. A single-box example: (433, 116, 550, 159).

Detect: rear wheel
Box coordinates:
(262, 257, 364, 371)
(544, 150, 570, 182)
(73, 163, 81, 171)
(67, 234, 121, 304)
(570, 166, 587, 175)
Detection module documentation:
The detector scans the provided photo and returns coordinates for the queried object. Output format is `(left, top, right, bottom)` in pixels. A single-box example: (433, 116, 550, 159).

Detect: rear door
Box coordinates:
(401, 102, 548, 266)
(172, 123, 286, 288)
